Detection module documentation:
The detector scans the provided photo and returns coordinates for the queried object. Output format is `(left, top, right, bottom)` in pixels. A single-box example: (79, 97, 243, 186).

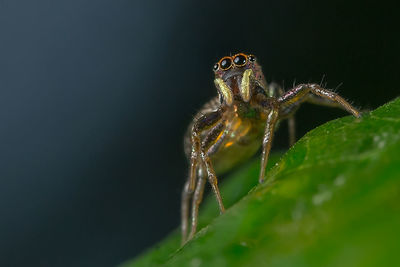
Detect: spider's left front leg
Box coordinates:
(259, 100, 280, 183)
(278, 84, 361, 118)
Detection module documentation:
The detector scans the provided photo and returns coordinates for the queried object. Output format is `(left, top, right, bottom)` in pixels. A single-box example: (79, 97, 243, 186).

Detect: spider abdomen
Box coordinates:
(208, 110, 266, 175)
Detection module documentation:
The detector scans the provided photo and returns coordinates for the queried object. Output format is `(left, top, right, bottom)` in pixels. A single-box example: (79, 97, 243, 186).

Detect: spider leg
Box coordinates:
(259, 102, 280, 183)
(181, 174, 195, 244)
(181, 109, 223, 244)
(181, 141, 201, 243)
(203, 155, 225, 213)
(188, 165, 207, 240)
(306, 94, 346, 108)
(288, 116, 296, 147)
(187, 119, 227, 240)
(200, 121, 227, 214)
(278, 84, 360, 118)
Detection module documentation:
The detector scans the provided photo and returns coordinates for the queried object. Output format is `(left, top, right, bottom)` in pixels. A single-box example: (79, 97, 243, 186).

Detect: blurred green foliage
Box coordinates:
(123, 98, 400, 267)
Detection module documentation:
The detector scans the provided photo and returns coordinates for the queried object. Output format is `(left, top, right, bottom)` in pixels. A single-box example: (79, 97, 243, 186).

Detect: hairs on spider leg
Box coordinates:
(332, 82, 344, 93)
(318, 74, 329, 89)
(319, 74, 326, 87)
(292, 78, 297, 88)
(347, 98, 364, 112)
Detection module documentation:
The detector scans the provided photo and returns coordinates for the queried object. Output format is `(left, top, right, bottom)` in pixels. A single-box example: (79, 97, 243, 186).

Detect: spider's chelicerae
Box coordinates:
(181, 53, 360, 243)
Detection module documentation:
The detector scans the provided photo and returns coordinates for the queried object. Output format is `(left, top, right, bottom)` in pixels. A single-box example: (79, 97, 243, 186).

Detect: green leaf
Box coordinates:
(123, 98, 400, 267)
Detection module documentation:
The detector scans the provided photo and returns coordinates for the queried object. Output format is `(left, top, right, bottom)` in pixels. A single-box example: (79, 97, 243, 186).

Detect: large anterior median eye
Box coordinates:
(219, 57, 232, 70)
(233, 54, 247, 67)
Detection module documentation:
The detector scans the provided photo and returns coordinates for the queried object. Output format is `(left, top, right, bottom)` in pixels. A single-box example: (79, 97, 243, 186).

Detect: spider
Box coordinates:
(181, 53, 360, 243)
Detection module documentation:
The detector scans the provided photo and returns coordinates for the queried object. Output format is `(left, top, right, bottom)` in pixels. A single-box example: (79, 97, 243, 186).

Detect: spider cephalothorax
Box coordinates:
(181, 52, 361, 244)
(213, 53, 267, 105)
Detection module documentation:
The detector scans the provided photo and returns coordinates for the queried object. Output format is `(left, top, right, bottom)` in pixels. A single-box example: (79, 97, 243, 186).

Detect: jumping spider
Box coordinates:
(181, 53, 360, 243)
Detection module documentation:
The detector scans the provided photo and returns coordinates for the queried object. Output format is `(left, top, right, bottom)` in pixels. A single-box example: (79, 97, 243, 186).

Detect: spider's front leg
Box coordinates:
(278, 83, 361, 118)
(188, 121, 226, 240)
(181, 109, 224, 244)
(259, 100, 280, 183)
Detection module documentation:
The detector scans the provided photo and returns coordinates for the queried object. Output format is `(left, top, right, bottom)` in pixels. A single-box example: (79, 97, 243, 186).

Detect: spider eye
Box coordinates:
(233, 54, 247, 66)
(248, 55, 256, 62)
(213, 63, 219, 71)
(220, 58, 232, 70)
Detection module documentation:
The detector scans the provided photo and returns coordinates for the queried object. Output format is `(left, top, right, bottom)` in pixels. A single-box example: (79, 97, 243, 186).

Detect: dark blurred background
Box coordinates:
(0, 0, 398, 266)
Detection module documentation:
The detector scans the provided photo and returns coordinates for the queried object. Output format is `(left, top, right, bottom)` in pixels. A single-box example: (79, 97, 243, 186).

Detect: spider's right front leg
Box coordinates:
(181, 109, 223, 244)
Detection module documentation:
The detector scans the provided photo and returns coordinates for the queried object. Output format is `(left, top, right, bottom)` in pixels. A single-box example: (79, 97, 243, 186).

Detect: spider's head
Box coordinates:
(213, 53, 266, 106)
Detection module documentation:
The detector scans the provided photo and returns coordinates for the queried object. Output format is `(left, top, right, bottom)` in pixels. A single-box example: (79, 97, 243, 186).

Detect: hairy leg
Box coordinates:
(202, 155, 225, 213)
(259, 103, 280, 183)
(200, 122, 227, 214)
(306, 94, 344, 108)
(181, 109, 223, 244)
(188, 166, 207, 240)
(278, 84, 360, 118)
(181, 176, 194, 244)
